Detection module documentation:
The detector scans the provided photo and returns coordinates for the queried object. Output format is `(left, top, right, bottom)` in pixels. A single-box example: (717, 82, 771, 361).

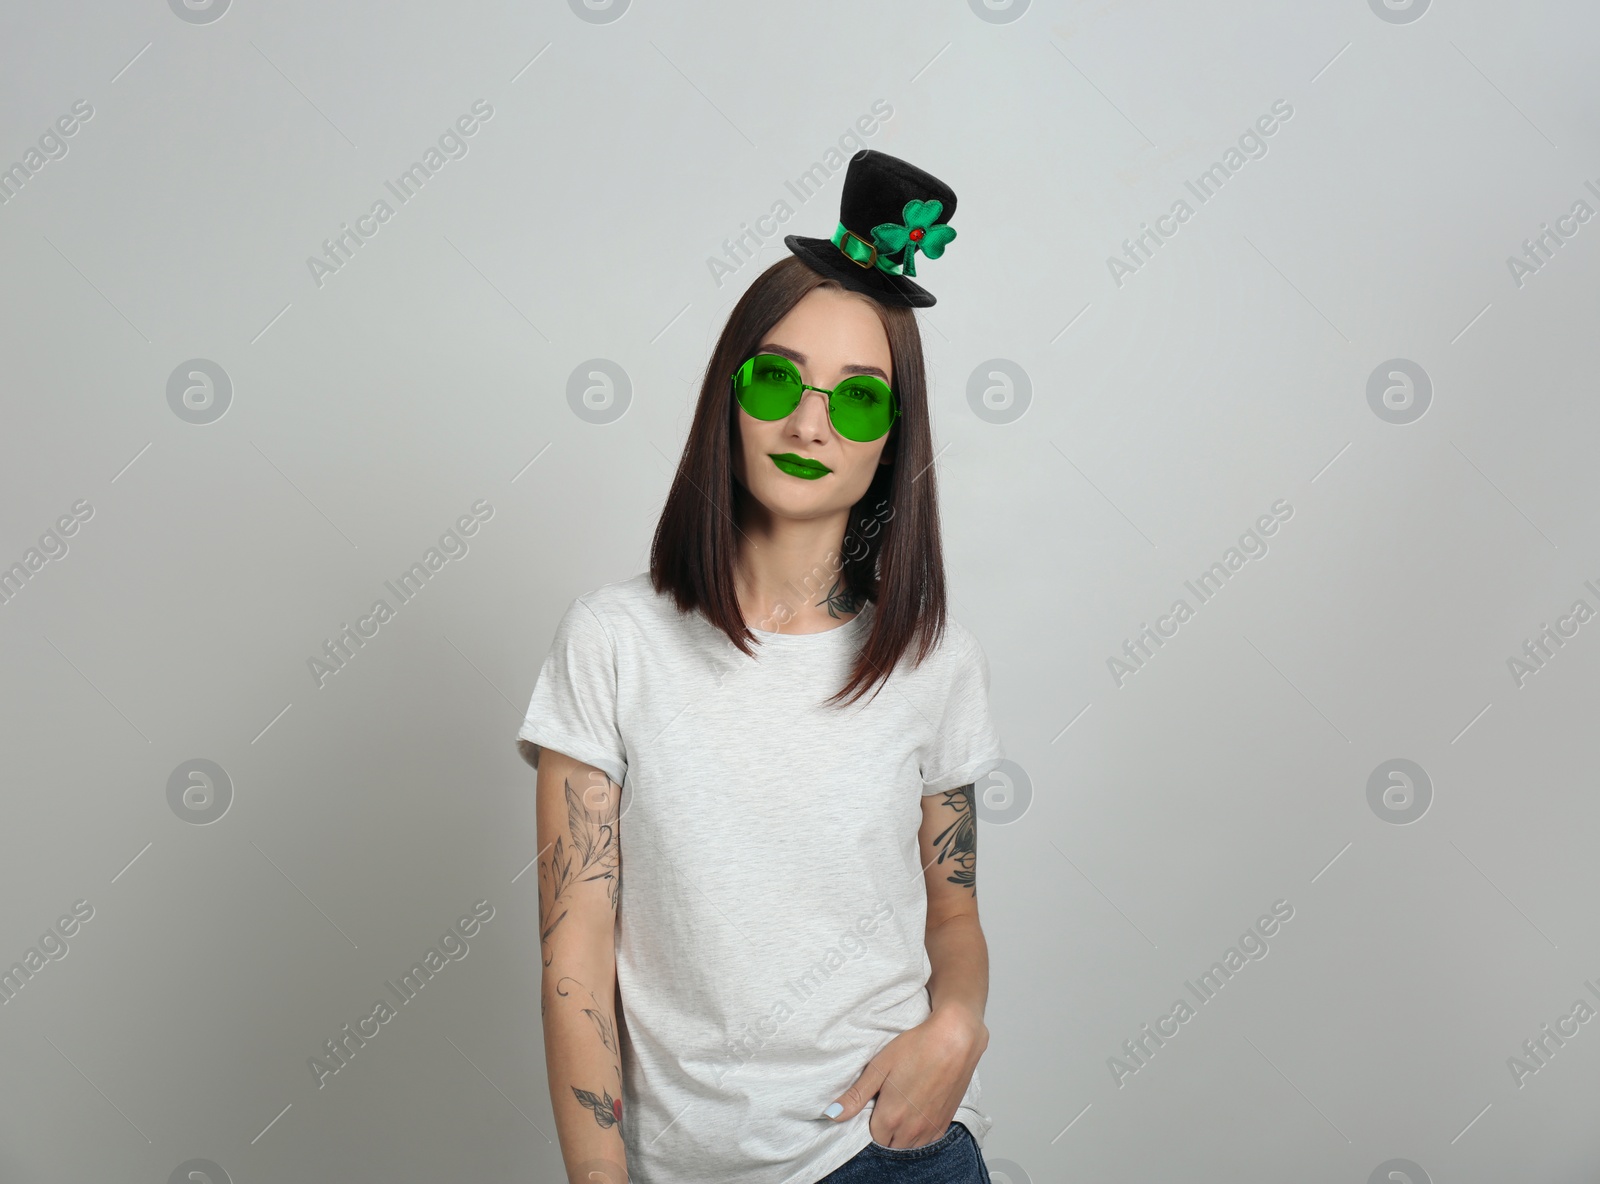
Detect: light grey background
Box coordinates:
(3, 1, 1597, 1182)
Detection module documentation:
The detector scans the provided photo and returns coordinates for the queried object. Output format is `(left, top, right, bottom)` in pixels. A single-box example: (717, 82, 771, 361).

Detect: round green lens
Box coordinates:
(734, 354, 803, 421)
(830, 376, 896, 441)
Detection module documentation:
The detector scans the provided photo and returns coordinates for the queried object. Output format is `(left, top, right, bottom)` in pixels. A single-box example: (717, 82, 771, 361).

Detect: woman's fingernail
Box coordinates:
(822, 1102, 843, 1119)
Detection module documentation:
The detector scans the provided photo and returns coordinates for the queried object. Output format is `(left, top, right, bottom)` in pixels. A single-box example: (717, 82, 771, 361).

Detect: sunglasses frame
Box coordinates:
(729, 352, 901, 443)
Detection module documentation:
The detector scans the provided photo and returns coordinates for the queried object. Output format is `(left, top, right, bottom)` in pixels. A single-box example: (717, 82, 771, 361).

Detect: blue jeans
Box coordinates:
(815, 1120, 992, 1184)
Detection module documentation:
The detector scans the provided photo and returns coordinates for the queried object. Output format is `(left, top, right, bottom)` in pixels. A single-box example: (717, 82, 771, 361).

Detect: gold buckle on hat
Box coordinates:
(835, 227, 879, 269)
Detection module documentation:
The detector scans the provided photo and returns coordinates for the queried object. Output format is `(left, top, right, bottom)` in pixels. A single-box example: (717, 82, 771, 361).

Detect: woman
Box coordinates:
(517, 150, 1003, 1184)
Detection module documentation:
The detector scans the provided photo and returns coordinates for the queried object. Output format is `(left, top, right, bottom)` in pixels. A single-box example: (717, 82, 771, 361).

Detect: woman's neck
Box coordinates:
(732, 507, 865, 634)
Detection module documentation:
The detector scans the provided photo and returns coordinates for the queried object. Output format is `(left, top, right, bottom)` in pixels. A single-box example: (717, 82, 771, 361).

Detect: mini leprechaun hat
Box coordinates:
(783, 149, 957, 308)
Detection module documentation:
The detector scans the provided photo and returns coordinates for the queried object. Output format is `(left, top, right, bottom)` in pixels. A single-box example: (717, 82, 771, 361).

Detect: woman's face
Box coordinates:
(730, 285, 895, 524)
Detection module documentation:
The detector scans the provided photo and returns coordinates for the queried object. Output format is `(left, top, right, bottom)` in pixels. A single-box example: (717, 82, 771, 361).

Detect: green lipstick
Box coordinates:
(769, 453, 831, 480)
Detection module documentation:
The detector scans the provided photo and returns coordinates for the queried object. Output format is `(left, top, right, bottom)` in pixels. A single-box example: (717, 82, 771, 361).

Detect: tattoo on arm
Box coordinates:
(932, 784, 977, 896)
(556, 975, 625, 1131)
(573, 1085, 622, 1128)
(538, 773, 626, 1133)
(539, 771, 622, 968)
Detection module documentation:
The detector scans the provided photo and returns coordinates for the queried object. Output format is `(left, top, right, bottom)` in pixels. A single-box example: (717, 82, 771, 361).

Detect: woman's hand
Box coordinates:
(822, 1003, 989, 1148)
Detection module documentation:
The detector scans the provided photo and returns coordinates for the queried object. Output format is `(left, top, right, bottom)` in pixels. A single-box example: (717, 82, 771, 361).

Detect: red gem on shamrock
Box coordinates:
(613, 1097, 623, 1124)
(869, 198, 955, 278)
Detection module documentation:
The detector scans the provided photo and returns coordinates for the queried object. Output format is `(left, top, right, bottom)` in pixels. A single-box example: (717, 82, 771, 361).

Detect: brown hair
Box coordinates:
(649, 254, 951, 706)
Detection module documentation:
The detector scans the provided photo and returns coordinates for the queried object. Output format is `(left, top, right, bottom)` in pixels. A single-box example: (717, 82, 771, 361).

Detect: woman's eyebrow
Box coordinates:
(756, 342, 889, 382)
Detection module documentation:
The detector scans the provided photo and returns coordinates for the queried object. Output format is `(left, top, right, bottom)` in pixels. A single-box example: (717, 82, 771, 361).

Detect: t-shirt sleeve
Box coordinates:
(516, 597, 628, 788)
(919, 630, 1005, 795)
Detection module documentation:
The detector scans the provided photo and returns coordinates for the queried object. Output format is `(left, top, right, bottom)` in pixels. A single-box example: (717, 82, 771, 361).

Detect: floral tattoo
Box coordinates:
(538, 773, 626, 1134)
(931, 784, 977, 895)
(539, 771, 622, 967)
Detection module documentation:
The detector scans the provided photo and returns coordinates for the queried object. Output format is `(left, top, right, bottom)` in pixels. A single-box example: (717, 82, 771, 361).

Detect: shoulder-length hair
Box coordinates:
(649, 254, 952, 707)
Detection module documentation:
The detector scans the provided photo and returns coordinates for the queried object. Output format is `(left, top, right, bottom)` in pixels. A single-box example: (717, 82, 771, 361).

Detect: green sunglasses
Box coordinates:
(730, 353, 900, 443)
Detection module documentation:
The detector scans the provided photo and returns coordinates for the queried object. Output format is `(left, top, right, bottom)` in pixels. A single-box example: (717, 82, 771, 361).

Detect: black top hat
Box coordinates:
(784, 149, 957, 308)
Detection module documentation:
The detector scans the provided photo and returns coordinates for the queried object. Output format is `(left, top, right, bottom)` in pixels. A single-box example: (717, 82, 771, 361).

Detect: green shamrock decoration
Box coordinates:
(870, 199, 955, 278)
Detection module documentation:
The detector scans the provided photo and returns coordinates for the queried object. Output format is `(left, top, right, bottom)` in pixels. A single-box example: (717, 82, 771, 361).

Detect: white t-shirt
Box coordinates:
(517, 572, 1005, 1184)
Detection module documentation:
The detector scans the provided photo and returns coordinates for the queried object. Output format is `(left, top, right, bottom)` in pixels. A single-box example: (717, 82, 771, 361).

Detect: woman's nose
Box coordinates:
(791, 387, 832, 426)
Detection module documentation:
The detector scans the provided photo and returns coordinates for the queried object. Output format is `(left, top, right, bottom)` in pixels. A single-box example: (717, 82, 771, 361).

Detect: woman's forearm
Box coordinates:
(924, 913, 990, 1032)
(543, 958, 628, 1183)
